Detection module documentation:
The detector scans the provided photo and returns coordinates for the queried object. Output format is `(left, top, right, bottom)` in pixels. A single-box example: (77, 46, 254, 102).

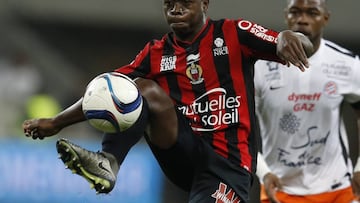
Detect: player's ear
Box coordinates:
(323, 10, 330, 26)
(201, 0, 209, 13)
(283, 8, 289, 25)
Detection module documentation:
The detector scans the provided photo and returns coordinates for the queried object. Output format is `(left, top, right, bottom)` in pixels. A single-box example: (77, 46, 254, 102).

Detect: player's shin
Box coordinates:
(101, 98, 149, 167)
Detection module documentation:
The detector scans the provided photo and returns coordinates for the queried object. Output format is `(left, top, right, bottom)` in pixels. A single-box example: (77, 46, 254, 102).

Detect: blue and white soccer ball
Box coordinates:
(82, 72, 143, 133)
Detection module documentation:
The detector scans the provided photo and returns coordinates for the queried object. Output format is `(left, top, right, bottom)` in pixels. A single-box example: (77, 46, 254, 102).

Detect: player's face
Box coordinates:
(285, 0, 329, 45)
(163, 0, 208, 41)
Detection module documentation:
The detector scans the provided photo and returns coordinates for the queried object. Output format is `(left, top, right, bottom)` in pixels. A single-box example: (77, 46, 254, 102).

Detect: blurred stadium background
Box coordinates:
(0, 0, 359, 202)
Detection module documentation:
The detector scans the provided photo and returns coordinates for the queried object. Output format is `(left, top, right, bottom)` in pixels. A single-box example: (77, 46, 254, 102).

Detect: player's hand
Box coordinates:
(263, 173, 283, 203)
(23, 118, 61, 140)
(277, 30, 314, 72)
(351, 171, 360, 198)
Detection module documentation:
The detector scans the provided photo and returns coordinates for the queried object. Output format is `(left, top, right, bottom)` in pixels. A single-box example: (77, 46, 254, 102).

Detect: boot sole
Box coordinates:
(56, 139, 112, 194)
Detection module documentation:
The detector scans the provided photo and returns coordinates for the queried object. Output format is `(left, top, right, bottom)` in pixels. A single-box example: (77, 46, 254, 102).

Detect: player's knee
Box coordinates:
(134, 78, 178, 148)
(135, 78, 173, 113)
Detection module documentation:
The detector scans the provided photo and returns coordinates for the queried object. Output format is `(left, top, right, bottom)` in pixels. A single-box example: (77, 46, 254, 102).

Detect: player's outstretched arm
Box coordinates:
(23, 98, 86, 140)
(276, 30, 314, 72)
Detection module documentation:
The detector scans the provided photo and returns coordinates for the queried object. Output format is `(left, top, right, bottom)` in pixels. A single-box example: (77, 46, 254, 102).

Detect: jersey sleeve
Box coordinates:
(345, 55, 360, 106)
(254, 60, 267, 111)
(235, 19, 283, 63)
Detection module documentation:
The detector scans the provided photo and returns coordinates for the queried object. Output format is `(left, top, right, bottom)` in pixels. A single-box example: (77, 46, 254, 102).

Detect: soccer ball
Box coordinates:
(82, 72, 143, 133)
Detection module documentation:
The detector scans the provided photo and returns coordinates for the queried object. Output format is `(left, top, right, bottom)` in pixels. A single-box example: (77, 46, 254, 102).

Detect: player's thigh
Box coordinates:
(136, 78, 178, 148)
(145, 109, 198, 192)
(189, 141, 252, 203)
(189, 171, 251, 203)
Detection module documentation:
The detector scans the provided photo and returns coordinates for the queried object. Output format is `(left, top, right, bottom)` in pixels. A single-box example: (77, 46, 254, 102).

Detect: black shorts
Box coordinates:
(145, 109, 252, 203)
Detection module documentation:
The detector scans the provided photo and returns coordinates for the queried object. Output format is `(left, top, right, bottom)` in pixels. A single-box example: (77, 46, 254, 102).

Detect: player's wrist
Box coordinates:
(354, 157, 360, 172)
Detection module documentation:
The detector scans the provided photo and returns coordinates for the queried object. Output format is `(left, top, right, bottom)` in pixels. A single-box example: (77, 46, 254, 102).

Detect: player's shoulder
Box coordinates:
(146, 35, 168, 50)
(209, 18, 236, 30)
(213, 18, 259, 29)
(322, 39, 357, 59)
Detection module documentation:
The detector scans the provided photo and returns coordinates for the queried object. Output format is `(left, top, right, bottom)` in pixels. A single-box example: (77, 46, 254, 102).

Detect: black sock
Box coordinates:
(101, 98, 149, 165)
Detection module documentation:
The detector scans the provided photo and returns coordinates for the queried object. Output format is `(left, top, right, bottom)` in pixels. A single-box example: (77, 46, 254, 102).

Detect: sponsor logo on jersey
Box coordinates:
(288, 92, 321, 112)
(279, 112, 301, 135)
(237, 20, 277, 43)
(211, 182, 241, 203)
(186, 53, 204, 84)
(288, 92, 322, 102)
(160, 55, 177, 72)
(213, 37, 229, 56)
(321, 61, 351, 80)
(277, 126, 329, 168)
(178, 88, 241, 132)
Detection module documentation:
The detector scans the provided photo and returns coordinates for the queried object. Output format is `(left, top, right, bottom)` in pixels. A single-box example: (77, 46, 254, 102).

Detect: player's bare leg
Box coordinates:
(57, 77, 178, 194)
(135, 78, 178, 149)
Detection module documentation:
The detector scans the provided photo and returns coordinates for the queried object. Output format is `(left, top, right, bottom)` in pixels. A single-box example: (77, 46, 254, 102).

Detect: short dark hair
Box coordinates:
(286, 0, 327, 4)
(286, 0, 328, 11)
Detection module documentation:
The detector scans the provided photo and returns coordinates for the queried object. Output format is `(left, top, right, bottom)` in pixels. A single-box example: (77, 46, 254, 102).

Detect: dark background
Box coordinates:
(0, 1, 358, 202)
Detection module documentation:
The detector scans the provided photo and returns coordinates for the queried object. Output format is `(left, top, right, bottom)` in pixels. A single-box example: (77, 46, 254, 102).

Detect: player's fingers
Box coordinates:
(294, 43, 309, 69)
(25, 130, 31, 137)
(269, 189, 281, 203)
(23, 120, 31, 130)
(288, 45, 308, 71)
(23, 119, 37, 131)
(283, 53, 305, 72)
(284, 61, 291, 67)
(289, 55, 306, 72)
(293, 32, 311, 67)
(30, 128, 40, 140)
(24, 126, 34, 137)
(297, 63, 306, 72)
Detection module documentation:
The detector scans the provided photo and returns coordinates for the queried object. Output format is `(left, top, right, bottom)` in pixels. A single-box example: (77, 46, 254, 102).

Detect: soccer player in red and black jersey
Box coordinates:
(23, 0, 313, 202)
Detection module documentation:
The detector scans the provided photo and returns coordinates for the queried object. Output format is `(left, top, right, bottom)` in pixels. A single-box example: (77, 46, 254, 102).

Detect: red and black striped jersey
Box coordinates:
(115, 18, 282, 173)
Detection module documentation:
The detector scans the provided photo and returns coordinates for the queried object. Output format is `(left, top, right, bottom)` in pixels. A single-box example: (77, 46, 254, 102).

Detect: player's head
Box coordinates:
(284, 0, 330, 49)
(163, 0, 209, 41)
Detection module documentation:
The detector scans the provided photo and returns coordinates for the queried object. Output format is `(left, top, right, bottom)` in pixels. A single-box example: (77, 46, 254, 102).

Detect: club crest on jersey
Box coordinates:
(160, 55, 177, 72)
(266, 61, 280, 71)
(213, 37, 229, 56)
(323, 81, 338, 97)
(211, 182, 241, 203)
(186, 53, 204, 84)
